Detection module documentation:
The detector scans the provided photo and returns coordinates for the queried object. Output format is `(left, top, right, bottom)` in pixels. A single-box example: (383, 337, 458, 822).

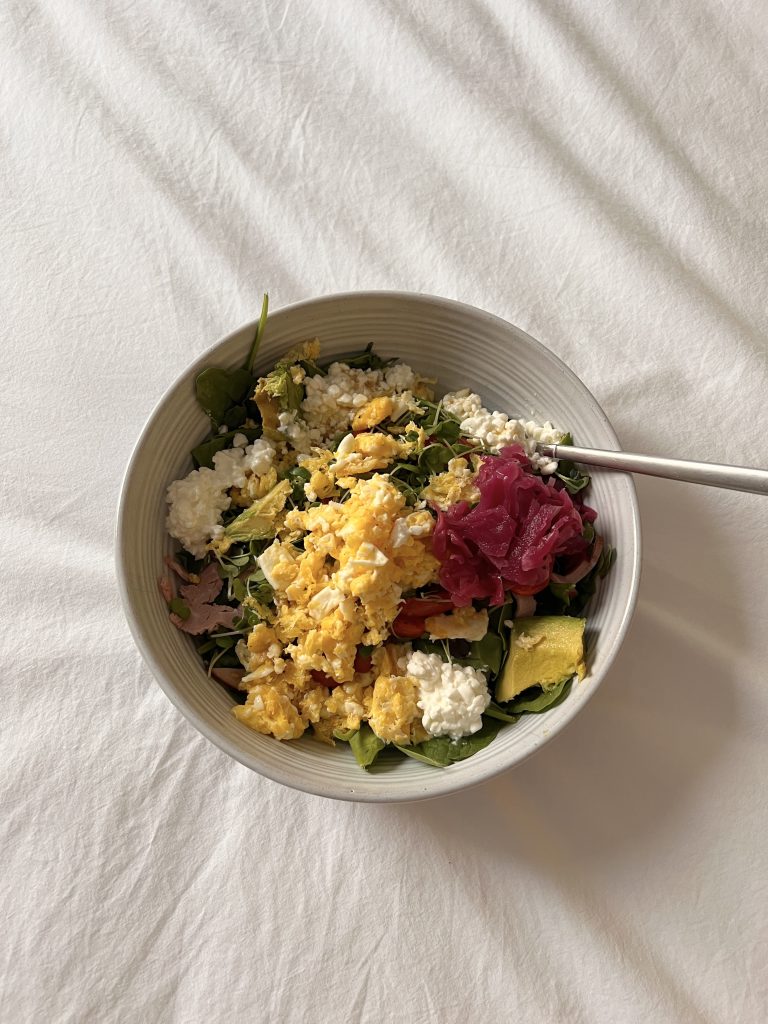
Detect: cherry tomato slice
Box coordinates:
(311, 670, 340, 688)
(391, 616, 428, 639)
(399, 597, 455, 618)
(354, 650, 373, 673)
(508, 583, 545, 596)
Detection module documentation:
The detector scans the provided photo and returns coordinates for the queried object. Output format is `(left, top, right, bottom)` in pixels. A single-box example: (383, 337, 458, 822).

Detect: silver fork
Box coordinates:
(537, 443, 768, 496)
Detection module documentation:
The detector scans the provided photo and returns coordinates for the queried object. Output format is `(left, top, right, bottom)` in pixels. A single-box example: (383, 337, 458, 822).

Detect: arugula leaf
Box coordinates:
(396, 718, 502, 767)
(223, 481, 291, 542)
(348, 724, 386, 768)
(501, 677, 573, 714)
(245, 293, 269, 373)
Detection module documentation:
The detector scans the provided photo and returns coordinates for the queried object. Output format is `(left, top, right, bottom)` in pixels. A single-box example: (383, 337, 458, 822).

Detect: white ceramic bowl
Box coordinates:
(117, 291, 641, 802)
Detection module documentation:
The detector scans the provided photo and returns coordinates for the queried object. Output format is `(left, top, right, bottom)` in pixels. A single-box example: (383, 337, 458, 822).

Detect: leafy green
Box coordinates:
(418, 444, 453, 476)
(597, 544, 617, 578)
(348, 724, 386, 768)
(286, 465, 311, 504)
(549, 581, 576, 607)
(488, 599, 515, 642)
(395, 718, 502, 767)
(556, 465, 591, 494)
(168, 597, 190, 620)
(223, 481, 291, 542)
(484, 702, 520, 724)
(191, 428, 262, 469)
(245, 569, 273, 605)
(429, 418, 462, 444)
(554, 432, 591, 494)
(195, 367, 255, 429)
(411, 632, 504, 678)
(320, 342, 396, 372)
(234, 605, 265, 630)
(462, 633, 505, 677)
(332, 727, 357, 742)
(501, 676, 573, 714)
(245, 293, 269, 373)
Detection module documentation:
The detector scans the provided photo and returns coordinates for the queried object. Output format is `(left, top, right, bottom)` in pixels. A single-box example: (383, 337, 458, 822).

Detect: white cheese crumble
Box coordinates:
(165, 439, 275, 557)
(407, 650, 490, 740)
(441, 389, 563, 474)
(284, 360, 423, 449)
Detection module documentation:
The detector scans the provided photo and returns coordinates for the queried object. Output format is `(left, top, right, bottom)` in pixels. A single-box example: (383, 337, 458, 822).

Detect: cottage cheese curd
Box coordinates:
(275, 360, 425, 451)
(407, 650, 490, 740)
(166, 438, 274, 557)
(441, 389, 563, 473)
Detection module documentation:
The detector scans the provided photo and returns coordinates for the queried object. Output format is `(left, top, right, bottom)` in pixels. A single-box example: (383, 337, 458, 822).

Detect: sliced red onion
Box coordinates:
(164, 554, 194, 582)
(550, 535, 604, 586)
(211, 668, 246, 689)
(513, 593, 536, 618)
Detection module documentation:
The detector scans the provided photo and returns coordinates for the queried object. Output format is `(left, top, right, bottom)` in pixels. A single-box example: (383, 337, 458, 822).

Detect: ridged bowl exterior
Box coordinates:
(117, 292, 641, 802)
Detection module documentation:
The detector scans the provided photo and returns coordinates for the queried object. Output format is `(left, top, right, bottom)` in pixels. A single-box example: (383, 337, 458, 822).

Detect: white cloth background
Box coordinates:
(3, 2, 767, 1021)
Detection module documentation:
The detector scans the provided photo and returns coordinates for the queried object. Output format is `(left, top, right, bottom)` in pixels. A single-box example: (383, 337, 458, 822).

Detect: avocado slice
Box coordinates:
(496, 616, 586, 703)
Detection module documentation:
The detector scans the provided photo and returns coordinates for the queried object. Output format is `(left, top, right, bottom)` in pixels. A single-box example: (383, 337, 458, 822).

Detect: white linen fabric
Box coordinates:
(2, 2, 767, 1021)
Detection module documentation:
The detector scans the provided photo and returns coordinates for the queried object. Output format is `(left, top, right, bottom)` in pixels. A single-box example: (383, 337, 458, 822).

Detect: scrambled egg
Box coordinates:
(352, 396, 395, 432)
(369, 674, 429, 745)
(272, 475, 438, 680)
(234, 475, 443, 743)
(422, 456, 480, 510)
(333, 431, 404, 477)
(425, 606, 489, 641)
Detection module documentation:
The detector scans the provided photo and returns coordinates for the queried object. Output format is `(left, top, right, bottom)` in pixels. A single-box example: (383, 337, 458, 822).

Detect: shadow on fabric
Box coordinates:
(385, 474, 741, 866)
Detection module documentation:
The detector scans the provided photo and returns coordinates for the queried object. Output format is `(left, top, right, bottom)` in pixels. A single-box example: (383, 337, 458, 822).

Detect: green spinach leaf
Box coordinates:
(463, 633, 505, 677)
(418, 444, 454, 476)
(195, 367, 255, 428)
(348, 724, 386, 768)
(396, 717, 502, 767)
(484, 702, 520, 724)
(191, 427, 262, 469)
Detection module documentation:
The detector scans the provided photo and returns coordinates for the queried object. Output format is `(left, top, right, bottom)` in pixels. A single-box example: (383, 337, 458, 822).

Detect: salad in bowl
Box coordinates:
(158, 298, 615, 772)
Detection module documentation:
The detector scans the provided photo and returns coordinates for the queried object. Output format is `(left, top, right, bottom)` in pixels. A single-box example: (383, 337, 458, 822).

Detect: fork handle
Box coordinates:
(539, 444, 768, 496)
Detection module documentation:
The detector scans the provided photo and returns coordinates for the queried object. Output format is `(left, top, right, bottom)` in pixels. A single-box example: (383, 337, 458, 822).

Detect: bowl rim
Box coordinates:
(116, 289, 642, 802)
